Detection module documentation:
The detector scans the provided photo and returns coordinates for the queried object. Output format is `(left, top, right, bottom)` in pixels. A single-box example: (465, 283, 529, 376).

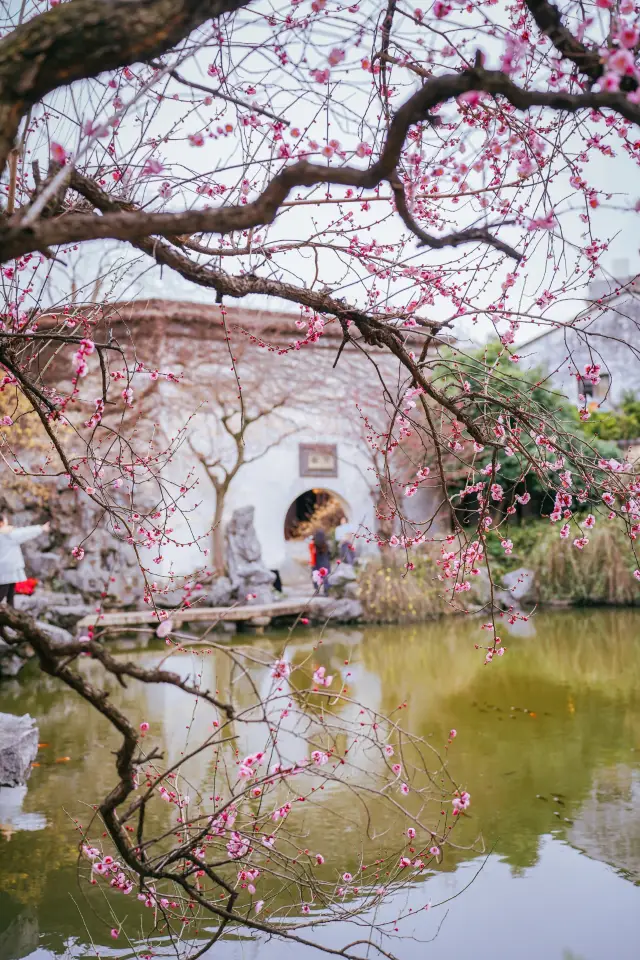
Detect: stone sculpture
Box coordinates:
(225, 506, 275, 604)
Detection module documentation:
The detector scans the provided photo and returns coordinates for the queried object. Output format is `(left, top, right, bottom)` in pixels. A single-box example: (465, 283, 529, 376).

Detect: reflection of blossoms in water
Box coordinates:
(67, 634, 465, 954)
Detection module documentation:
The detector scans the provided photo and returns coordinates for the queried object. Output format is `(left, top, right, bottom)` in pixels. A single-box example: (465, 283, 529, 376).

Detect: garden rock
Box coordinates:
(15, 591, 83, 619)
(207, 576, 234, 607)
(226, 507, 275, 604)
(311, 597, 362, 622)
(0, 639, 29, 678)
(469, 568, 491, 606)
(343, 580, 360, 600)
(501, 567, 536, 606)
(35, 621, 72, 647)
(21, 547, 62, 580)
(0, 713, 39, 786)
(154, 586, 188, 609)
(61, 552, 143, 606)
(327, 565, 357, 595)
(328, 598, 363, 622)
(2, 480, 146, 605)
(44, 605, 94, 631)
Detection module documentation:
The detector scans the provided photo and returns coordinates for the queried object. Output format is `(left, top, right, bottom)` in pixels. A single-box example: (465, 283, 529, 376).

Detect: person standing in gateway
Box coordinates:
(0, 511, 50, 606)
(311, 529, 331, 595)
(335, 515, 357, 564)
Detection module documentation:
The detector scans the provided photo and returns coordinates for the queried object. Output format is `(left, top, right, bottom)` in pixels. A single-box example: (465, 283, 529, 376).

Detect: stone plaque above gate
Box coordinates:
(299, 443, 338, 478)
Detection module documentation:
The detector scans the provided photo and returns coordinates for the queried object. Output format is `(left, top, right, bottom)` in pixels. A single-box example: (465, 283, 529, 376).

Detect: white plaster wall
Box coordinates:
(520, 291, 640, 410)
(156, 417, 376, 579)
(225, 435, 376, 571)
(148, 335, 406, 581)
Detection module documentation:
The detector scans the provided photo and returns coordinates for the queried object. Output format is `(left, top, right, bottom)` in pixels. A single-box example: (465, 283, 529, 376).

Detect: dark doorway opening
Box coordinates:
(284, 489, 347, 540)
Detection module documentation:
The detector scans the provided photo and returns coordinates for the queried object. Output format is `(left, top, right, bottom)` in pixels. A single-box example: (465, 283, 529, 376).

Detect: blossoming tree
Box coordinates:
(2, 0, 640, 952)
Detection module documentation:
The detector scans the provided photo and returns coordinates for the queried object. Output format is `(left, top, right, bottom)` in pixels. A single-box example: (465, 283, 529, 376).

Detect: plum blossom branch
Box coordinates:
(4, 67, 640, 266)
(0, 0, 253, 173)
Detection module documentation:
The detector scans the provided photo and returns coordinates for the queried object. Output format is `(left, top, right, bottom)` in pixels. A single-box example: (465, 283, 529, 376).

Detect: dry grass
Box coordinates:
(530, 522, 640, 606)
(358, 553, 456, 623)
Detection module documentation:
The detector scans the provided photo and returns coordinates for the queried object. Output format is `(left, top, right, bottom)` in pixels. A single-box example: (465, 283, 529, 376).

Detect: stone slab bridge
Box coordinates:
(76, 595, 359, 633)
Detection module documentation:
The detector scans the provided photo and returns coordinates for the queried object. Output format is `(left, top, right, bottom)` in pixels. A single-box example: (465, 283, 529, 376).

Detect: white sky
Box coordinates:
(7, 0, 640, 357)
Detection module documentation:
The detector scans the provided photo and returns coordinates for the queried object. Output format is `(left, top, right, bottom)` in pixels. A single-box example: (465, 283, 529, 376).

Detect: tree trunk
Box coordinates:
(212, 494, 226, 575)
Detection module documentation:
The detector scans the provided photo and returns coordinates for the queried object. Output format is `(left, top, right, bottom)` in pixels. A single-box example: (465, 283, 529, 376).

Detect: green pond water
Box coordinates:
(1, 608, 640, 960)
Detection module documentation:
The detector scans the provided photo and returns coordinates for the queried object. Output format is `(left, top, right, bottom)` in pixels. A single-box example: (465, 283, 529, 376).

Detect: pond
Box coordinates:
(1, 608, 640, 960)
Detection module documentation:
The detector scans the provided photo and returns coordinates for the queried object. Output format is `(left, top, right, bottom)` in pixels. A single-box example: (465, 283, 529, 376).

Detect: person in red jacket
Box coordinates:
(311, 529, 331, 595)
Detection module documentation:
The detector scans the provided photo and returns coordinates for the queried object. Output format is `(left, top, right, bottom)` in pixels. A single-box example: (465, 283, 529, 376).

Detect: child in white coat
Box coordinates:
(0, 512, 50, 606)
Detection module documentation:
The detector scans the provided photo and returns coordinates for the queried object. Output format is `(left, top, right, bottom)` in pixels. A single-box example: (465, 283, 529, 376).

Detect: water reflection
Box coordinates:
(0, 608, 639, 959)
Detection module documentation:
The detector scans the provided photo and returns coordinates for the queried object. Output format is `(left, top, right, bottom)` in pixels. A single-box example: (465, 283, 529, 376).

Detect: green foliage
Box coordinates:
(583, 392, 640, 442)
(437, 342, 620, 502)
(483, 521, 549, 577)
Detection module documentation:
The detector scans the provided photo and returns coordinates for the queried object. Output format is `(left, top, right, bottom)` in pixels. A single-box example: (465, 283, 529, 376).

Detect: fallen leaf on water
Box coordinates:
(55, 756, 71, 763)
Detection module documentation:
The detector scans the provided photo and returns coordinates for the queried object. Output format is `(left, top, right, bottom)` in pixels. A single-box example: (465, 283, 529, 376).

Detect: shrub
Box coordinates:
(530, 522, 640, 606)
(358, 553, 455, 623)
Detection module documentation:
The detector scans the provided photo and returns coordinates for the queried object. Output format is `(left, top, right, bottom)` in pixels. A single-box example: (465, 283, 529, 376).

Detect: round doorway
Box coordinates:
(284, 489, 348, 540)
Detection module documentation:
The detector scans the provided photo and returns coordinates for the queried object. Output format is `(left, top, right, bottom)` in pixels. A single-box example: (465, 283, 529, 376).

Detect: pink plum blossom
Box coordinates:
(50, 142, 67, 164)
(313, 665, 333, 687)
(271, 659, 291, 680)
